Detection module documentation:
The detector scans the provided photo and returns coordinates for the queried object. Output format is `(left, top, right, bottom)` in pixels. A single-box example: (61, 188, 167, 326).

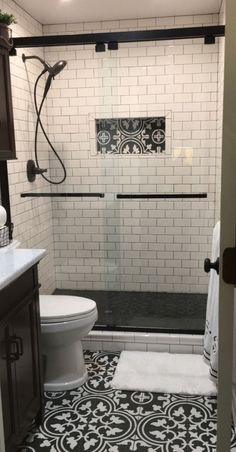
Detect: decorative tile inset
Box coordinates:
(20, 351, 236, 452)
(96, 117, 166, 155)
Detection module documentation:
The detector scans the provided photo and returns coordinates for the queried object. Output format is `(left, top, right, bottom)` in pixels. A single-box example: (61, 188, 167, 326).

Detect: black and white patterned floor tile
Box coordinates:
(20, 351, 236, 452)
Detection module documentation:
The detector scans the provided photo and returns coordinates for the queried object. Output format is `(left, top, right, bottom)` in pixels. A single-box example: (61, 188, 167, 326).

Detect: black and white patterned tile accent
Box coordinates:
(20, 351, 236, 452)
(96, 117, 166, 155)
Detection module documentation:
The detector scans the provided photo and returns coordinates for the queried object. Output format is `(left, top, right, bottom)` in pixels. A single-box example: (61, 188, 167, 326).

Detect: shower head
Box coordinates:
(43, 60, 67, 97)
(22, 54, 67, 97)
(49, 60, 67, 77)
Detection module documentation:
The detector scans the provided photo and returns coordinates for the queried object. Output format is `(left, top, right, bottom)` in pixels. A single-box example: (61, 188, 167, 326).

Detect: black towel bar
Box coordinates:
(116, 193, 207, 199)
(21, 192, 105, 198)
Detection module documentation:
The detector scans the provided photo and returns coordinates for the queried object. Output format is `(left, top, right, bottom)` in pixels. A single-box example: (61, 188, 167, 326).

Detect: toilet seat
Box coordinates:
(40, 295, 97, 323)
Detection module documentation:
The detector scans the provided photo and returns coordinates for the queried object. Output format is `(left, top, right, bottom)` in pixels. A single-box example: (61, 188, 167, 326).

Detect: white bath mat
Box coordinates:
(111, 351, 217, 396)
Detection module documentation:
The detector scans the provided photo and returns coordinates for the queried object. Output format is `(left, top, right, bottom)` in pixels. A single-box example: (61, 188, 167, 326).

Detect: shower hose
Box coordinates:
(34, 69, 67, 185)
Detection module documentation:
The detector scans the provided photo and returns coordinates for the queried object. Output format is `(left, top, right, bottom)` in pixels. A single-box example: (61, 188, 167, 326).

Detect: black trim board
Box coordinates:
(13, 25, 225, 49)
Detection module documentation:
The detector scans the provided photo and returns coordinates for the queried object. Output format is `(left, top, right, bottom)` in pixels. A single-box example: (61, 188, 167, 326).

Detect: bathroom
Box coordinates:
(0, 0, 235, 450)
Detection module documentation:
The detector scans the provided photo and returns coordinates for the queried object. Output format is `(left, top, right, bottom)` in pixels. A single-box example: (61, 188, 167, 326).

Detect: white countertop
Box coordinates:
(0, 248, 46, 290)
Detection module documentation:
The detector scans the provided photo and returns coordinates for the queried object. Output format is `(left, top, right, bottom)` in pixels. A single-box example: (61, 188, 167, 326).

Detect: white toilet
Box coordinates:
(39, 295, 98, 391)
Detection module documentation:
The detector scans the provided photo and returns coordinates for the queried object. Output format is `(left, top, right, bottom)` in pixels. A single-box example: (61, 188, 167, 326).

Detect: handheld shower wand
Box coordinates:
(22, 54, 67, 184)
(44, 60, 67, 96)
(22, 54, 67, 96)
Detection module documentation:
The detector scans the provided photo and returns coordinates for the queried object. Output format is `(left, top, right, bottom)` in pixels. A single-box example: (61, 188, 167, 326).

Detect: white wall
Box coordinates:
(43, 13, 222, 294)
(0, 0, 56, 293)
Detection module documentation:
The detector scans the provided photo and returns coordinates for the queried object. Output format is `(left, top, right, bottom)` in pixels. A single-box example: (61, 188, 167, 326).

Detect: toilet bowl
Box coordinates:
(40, 295, 98, 391)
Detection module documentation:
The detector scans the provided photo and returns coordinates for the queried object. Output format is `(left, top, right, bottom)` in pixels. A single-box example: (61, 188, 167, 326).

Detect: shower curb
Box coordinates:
(82, 331, 204, 354)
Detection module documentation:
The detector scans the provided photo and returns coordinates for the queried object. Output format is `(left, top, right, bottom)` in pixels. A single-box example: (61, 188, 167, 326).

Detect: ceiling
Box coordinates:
(15, 0, 223, 25)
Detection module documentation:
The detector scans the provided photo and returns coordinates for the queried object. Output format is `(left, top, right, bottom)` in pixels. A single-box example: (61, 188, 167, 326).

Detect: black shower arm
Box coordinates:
(22, 54, 50, 72)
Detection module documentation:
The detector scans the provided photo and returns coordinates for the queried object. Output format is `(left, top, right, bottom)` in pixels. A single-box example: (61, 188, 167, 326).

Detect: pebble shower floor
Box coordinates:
(20, 351, 236, 452)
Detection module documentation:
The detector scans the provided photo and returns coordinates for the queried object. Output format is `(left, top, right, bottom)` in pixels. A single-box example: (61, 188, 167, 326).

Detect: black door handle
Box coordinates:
(204, 257, 219, 275)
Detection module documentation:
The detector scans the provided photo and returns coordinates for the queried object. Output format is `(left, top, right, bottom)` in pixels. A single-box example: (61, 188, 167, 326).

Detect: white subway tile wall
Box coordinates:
(82, 330, 204, 353)
(0, 2, 224, 296)
(43, 13, 223, 294)
(0, 0, 55, 293)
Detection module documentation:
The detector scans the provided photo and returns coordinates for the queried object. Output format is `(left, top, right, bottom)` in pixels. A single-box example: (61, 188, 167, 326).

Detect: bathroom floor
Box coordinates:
(54, 290, 207, 334)
(20, 351, 236, 452)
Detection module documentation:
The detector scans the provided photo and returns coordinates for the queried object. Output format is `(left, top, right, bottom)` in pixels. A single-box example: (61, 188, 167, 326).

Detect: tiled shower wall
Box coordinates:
(44, 13, 222, 294)
(0, 0, 55, 293)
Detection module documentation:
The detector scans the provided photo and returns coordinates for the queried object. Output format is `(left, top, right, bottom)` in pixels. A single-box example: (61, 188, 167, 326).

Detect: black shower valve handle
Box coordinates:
(204, 257, 219, 274)
(34, 166, 48, 175)
(27, 159, 47, 182)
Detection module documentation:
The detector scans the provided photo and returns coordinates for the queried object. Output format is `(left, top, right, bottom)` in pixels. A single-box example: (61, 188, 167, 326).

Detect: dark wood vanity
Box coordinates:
(0, 264, 43, 452)
(0, 31, 43, 451)
(0, 31, 16, 161)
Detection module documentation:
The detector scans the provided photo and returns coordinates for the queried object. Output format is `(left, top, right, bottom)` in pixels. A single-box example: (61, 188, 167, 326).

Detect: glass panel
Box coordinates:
(45, 35, 220, 333)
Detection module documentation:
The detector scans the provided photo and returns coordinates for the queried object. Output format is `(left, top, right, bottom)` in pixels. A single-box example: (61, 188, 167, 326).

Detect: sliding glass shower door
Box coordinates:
(46, 32, 221, 333)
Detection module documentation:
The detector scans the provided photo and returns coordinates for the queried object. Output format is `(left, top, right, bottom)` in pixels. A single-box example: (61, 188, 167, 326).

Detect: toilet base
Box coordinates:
(44, 369, 88, 392)
(42, 338, 88, 391)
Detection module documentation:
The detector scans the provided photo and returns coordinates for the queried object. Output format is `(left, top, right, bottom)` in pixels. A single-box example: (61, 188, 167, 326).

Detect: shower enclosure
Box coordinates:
(18, 22, 224, 334)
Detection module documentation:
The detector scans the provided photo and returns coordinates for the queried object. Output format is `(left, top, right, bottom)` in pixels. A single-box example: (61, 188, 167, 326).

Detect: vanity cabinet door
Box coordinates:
(0, 46, 16, 160)
(0, 322, 18, 452)
(0, 265, 43, 452)
(13, 293, 42, 434)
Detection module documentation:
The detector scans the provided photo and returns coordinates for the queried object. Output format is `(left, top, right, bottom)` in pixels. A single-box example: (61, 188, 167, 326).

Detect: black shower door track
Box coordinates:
(12, 25, 225, 49)
(93, 325, 205, 335)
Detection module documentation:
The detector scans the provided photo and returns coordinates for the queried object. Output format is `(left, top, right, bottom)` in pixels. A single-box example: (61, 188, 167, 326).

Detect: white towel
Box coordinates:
(203, 221, 220, 381)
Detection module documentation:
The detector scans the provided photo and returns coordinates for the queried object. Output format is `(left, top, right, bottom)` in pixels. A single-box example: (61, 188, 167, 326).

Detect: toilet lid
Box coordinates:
(40, 295, 97, 322)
